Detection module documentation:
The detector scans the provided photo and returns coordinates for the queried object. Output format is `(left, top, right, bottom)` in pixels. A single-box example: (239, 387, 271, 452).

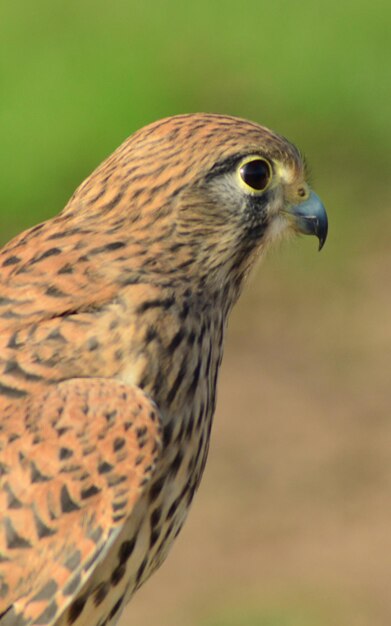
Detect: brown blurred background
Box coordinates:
(1, 1, 390, 624)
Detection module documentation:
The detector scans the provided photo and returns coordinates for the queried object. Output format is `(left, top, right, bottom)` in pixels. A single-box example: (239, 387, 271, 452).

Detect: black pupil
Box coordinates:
(240, 159, 270, 190)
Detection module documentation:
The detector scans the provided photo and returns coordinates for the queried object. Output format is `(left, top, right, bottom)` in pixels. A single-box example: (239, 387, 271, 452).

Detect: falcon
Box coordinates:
(0, 114, 327, 626)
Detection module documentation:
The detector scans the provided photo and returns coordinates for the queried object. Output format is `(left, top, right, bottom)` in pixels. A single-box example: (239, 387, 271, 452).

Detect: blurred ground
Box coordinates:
(1, 1, 391, 624)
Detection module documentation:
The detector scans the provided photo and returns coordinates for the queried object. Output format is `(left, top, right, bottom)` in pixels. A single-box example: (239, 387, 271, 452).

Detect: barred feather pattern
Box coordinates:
(0, 114, 307, 626)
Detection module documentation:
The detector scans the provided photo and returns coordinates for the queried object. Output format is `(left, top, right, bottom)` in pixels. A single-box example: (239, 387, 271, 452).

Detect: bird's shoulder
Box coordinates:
(0, 214, 121, 334)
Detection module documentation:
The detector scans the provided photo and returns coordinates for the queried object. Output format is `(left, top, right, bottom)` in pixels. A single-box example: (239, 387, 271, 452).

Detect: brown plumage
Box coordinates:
(0, 114, 327, 626)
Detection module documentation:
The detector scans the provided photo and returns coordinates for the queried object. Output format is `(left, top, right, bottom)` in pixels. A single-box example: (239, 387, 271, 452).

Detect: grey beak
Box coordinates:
(289, 191, 328, 250)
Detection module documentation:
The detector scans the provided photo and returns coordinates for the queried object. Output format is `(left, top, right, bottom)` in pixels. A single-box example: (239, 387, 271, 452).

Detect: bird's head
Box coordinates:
(69, 114, 327, 299)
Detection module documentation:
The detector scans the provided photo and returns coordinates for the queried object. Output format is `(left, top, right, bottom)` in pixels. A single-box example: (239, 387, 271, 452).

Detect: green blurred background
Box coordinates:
(1, 1, 390, 625)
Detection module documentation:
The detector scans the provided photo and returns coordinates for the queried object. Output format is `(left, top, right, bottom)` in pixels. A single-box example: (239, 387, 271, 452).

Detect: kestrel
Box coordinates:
(0, 114, 327, 626)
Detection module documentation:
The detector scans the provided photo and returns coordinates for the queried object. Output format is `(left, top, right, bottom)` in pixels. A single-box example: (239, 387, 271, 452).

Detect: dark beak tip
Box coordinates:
(316, 216, 328, 252)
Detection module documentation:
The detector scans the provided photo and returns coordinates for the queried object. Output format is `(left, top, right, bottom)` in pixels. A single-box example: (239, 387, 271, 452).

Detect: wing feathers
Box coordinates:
(0, 378, 162, 625)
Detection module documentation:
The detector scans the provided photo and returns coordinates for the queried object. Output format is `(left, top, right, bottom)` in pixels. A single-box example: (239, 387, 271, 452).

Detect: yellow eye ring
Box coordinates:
(238, 157, 272, 193)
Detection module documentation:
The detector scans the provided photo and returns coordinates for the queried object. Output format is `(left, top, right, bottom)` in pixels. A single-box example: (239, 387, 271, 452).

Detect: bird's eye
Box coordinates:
(239, 157, 272, 192)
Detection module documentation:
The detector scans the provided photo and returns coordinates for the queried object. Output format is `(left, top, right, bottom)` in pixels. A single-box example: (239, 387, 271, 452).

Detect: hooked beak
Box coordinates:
(287, 191, 328, 250)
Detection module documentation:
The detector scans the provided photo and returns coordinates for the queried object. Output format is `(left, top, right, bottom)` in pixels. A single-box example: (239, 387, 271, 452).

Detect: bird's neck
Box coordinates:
(116, 282, 229, 431)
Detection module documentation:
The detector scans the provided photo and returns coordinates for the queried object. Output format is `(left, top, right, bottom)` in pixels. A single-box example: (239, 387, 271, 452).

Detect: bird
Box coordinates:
(0, 113, 327, 626)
